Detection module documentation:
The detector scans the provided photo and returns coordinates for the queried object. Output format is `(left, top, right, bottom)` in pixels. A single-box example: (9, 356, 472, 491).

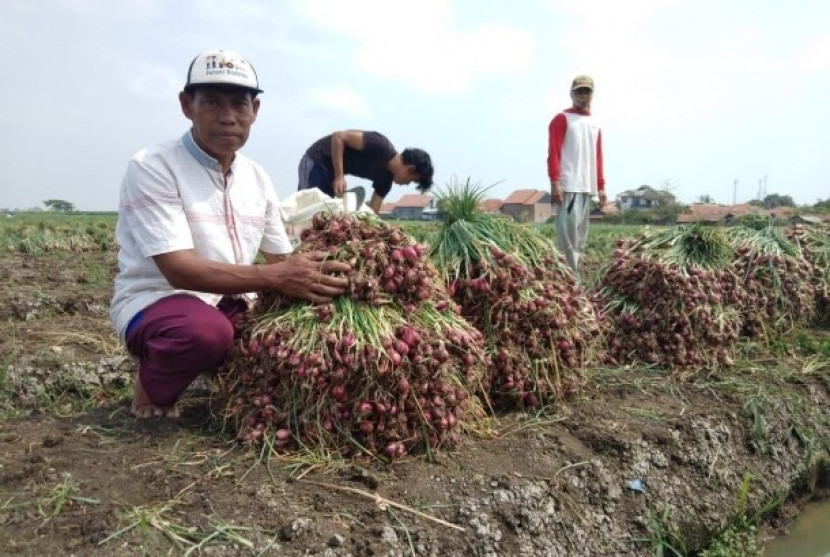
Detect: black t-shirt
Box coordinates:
(305, 131, 397, 198)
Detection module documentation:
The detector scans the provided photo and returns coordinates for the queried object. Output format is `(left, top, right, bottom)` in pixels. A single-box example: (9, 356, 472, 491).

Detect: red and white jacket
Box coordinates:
(547, 108, 605, 195)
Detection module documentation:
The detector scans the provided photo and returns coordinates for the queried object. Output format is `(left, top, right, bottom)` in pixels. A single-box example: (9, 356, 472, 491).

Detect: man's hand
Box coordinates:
(598, 191, 607, 206)
(265, 251, 351, 304)
(331, 175, 348, 198)
(551, 182, 563, 206)
(151, 250, 350, 302)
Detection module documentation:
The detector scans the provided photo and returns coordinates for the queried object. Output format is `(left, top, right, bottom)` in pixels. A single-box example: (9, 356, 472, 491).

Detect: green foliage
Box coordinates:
(43, 199, 76, 212)
(0, 212, 116, 253)
(633, 506, 688, 556)
(699, 518, 761, 557)
(429, 178, 557, 279)
(534, 222, 643, 254)
(728, 224, 800, 258)
(731, 213, 773, 230)
(760, 193, 795, 209)
(626, 223, 733, 270)
(742, 393, 770, 452)
(434, 177, 494, 223)
(795, 331, 830, 357)
(655, 202, 687, 225)
(603, 204, 686, 225)
(398, 221, 438, 245)
(700, 474, 784, 557)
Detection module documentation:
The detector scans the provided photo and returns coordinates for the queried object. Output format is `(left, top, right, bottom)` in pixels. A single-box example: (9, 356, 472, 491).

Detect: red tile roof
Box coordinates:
(480, 198, 503, 213)
(726, 203, 764, 217)
(394, 194, 433, 208)
(503, 189, 546, 205)
(768, 206, 795, 217)
(378, 203, 395, 215)
(676, 213, 723, 223)
(676, 203, 765, 223)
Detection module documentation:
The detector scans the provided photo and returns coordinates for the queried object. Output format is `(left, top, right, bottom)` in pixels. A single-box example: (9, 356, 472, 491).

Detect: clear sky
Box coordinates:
(2, 0, 828, 211)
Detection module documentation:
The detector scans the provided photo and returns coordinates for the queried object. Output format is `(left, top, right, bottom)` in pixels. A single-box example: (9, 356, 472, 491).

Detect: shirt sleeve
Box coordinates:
(372, 177, 394, 199)
(547, 113, 567, 181)
(118, 153, 194, 258)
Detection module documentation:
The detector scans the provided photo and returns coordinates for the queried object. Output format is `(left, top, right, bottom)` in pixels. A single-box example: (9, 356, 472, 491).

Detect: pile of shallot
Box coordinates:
(785, 223, 829, 326)
(593, 225, 741, 369)
(728, 225, 816, 339)
(430, 181, 601, 409)
(219, 212, 488, 460)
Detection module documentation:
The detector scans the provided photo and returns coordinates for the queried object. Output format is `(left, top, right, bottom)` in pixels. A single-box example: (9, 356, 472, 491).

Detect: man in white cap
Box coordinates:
(111, 50, 351, 418)
(547, 74, 607, 274)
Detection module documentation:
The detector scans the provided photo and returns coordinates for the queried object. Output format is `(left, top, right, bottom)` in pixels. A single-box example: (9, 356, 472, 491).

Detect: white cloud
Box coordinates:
(797, 36, 830, 70)
(52, 0, 160, 18)
(357, 25, 534, 94)
(308, 85, 373, 119)
(2, 0, 827, 210)
(300, 0, 535, 94)
(124, 62, 183, 102)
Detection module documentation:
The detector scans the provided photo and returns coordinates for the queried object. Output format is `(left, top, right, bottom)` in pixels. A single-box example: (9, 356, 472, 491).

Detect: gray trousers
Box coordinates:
(555, 192, 591, 274)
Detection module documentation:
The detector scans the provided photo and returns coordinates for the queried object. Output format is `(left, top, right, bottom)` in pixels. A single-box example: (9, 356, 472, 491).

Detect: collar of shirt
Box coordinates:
(565, 107, 592, 116)
(181, 130, 236, 174)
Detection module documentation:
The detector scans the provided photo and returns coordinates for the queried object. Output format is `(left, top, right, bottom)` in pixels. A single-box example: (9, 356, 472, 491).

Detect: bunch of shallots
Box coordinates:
(430, 180, 601, 409)
(728, 226, 815, 339)
(593, 226, 741, 369)
(784, 223, 829, 326)
(220, 212, 488, 460)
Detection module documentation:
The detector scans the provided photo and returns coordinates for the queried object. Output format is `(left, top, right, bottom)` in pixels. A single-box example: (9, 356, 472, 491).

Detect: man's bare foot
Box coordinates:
(131, 379, 180, 418)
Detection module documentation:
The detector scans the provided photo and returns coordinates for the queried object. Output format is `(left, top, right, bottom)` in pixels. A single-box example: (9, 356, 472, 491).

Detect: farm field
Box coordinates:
(0, 214, 828, 556)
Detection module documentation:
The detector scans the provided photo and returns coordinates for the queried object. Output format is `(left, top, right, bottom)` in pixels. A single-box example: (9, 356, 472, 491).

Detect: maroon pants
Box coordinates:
(125, 294, 247, 407)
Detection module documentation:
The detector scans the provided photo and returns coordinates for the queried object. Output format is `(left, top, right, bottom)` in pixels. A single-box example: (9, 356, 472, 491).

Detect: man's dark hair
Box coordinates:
(401, 148, 434, 193)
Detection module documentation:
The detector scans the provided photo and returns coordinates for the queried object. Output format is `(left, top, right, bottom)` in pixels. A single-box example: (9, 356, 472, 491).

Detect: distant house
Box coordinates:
(391, 194, 436, 220)
(500, 190, 553, 223)
(767, 206, 796, 219)
(724, 204, 766, 221)
(420, 207, 440, 221)
(480, 198, 503, 214)
(378, 202, 395, 218)
(616, 185, 674, 210)
(676, 204, 724, 224)
(792, 214, 826, 225)
(676, 203, 765, 224)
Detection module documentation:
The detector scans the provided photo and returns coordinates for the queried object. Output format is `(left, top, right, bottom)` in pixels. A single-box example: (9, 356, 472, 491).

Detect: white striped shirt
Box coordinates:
(110, 131, 293, 341)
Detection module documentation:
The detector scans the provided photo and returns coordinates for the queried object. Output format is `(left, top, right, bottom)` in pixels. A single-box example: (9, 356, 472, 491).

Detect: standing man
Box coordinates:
(111, 50, 351, 419)
(298, 130, 434, 213)
(547, 75, 607, 274)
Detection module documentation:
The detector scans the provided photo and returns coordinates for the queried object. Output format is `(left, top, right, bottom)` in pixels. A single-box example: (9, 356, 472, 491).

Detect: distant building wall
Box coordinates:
(392, 207, 424, 219)
(501, 203, 552, 223)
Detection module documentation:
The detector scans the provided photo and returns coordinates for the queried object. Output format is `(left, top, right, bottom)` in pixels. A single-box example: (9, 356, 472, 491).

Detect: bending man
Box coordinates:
(298, 130, 434, 213)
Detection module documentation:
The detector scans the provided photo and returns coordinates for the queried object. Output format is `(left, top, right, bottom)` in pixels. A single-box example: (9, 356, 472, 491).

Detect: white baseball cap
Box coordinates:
(185, 50, 262, 93)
